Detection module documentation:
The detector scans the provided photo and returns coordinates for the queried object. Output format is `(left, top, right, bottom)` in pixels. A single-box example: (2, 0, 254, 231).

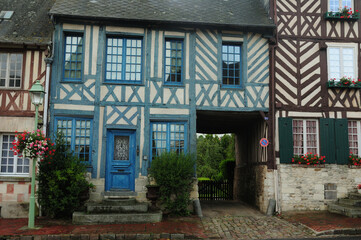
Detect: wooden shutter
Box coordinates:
(320, 118, 336, 164)
(279, 118, 293, 164)
(335, 119, 349, 165)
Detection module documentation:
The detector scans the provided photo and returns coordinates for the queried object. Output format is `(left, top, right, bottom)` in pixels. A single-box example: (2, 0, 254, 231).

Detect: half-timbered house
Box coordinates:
(274, 0, 361, 212)
(0, 0, 53, 218)
(48, 0, 276, 213)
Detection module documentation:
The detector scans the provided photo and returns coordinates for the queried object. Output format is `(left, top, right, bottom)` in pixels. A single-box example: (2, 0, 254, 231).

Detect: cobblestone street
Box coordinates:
(201, 215, 314, 239)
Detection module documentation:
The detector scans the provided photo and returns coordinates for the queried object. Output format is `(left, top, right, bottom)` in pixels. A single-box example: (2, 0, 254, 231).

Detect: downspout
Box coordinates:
(42, 56, 53, 136)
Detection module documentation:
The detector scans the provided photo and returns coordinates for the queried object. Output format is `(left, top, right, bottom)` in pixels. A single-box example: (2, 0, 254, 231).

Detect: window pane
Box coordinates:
(222, 44, 241, 86)
(64, 35, 83, 80)
(164, 39, 183, 83)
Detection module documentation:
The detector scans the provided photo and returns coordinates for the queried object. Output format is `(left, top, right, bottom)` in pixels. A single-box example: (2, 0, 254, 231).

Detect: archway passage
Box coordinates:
(196, 110, 269, 210)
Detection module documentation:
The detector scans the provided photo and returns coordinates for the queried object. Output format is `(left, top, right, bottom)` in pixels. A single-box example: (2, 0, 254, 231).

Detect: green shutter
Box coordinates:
(335, 119, 349, 165)
(279, 117, 293, 164)
(320, 118, 336, 164)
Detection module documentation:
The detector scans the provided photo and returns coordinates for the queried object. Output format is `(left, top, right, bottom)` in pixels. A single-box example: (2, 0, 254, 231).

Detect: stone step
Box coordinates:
(87, 202, 148, 213)
(338, 198, 361, 207)
(102, 198, 137, 205)
(327, 203, 361, 218)
(103, 191, 137, 199)
(349, 193, 361, 200)
(73, 211, 162, 224)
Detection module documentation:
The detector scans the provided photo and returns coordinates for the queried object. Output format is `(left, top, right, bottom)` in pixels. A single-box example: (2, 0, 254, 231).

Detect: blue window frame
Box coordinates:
(55, 117, 92, 163)
(164, 39, 183, 84)
(222, 43, 242, 87)
(64, 34, 83, 81)
(150, 122, 187, 159)
(105, 37, 143, 83)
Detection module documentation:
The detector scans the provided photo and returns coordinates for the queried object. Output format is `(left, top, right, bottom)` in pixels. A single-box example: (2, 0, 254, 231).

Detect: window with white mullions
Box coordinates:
(151, 122, 186, 159)
(329, 0, 353, 12)
(164, 39, 183, 84)
(348, 120, 361, 155)
(0, 134, 29, 176)
(222, 43, 241, 87)
(105, 37, 142, 82)
(64, 35, 83, 81)
(293, 119, 319, 155)
(55, 118, 92, 163)
(328, 45, 356, 80)
(0, 53, 23, 88)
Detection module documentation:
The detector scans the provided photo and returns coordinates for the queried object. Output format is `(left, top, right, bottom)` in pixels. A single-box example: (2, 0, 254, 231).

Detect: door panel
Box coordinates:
(106, 130, 136, 191)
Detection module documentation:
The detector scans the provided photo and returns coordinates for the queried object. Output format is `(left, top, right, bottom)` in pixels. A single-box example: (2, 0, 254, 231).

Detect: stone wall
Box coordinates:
(240, 165, 275, 213)
(278, 164, 361, 211)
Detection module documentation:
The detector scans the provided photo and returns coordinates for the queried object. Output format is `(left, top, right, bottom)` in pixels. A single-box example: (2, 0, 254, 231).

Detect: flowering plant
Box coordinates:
(291, 153, 326, 165)
(11, 130, 55, 160)
(339, 6, 359, 19)
(358, 184, 361, 190)
(349, 153, 361, 166)
(328, 77, 361, 88)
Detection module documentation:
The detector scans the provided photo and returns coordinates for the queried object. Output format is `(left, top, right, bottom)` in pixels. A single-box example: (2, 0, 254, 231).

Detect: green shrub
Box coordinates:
(37, 133, 93, 218)
(149, 151, 195, 216)
(218, 159, 235, 181)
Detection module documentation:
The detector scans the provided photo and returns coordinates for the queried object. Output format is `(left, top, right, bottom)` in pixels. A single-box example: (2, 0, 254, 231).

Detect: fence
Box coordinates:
(198, 180, 233, 200)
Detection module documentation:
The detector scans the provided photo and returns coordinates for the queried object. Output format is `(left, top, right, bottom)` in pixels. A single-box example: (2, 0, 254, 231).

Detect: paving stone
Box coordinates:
(170, 234, 183, 239)
(99, 234, 115, 240)
(88, 234, 99, 240)
(135, 234, 150, 240)
(123, 234, 136, 240)
(20, 236, 33, 240)
(159, 233, 169, 239)
(115, 234, 124, 240)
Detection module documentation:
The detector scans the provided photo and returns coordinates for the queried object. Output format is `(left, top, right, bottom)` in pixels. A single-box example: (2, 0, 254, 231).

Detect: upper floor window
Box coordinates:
(329, 0, 353, 12)
(0, 53, 22, 88)
(64, 34, 83, 81)
(348, 120, 361, 155)
(106, 37, 142, 83)
(0, 134, 29, 176)
(151, 122, 186, 159)
(328, 45, 357, 80)
(164, 39, 183, 84)
(222, 43, 241, 87)
(293, 119, 319, 155)
(55, 117, 92, 163)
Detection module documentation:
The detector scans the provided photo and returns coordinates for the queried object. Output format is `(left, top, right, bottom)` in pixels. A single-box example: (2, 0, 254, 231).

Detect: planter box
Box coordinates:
(291, 164, 325, 168)
(324, 12, 360, 20)
(327, 82, 361, 88)
(348, 165, 361, 169)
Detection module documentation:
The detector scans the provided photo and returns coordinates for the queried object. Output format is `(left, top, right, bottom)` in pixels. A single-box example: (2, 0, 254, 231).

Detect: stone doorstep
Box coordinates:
(86, 202, 148, 214)
(327, 203, 361, 218)
(349, 193, 361, 200)
(72, 211, 163, 224)
(338, 198, 361, 207)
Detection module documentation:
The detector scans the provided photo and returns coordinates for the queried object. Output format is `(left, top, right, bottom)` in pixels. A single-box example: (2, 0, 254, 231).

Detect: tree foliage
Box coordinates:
(196, 134, 235, 180)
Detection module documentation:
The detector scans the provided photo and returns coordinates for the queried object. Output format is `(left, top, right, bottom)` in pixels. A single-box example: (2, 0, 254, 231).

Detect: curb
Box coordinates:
(0, 233, 201, 240)
(314, 228, 361, 236)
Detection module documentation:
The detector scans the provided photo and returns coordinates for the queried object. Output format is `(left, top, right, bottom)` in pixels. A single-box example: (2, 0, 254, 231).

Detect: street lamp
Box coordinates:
(28, 80, 45, 229)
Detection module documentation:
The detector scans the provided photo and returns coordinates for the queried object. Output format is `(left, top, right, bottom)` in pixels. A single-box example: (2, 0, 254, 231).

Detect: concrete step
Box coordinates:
(73, 211, 162, 224)
(338, 198, 361, 207)
(102, 198, 137, 205)
(349, 193, 361, 200)
(87, 202, 148, 213)
(327, 203, 361, 218)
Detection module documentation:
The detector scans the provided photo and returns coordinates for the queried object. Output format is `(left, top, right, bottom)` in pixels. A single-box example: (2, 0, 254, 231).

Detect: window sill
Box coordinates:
(163, 83, 184, 88)
(220, 85, 244, 90)
(0, 176, 31, 182)
(327, 82, 361, 88)
(103, 81, 143, 86)
(60, 80, 83, 84)
(324, 12, 360, 21)
(290, 164, 326, 168)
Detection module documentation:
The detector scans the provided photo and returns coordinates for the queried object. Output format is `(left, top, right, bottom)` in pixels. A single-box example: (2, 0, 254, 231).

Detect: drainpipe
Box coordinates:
(42, 57, 53, 136)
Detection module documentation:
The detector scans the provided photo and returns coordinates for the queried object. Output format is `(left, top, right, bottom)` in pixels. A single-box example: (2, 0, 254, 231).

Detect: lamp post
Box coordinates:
(28, 80, 45, 229)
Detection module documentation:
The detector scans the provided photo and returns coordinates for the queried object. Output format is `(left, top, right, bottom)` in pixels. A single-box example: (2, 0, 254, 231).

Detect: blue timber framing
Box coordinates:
(49, 21, 270, 183)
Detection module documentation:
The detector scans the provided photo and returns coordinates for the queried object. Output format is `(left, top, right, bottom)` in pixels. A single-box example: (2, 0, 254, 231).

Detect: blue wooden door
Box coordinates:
(106, 130, 136, 191)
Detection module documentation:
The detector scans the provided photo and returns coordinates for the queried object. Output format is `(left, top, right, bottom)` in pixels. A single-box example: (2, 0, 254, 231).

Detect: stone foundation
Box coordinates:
(0, 179, 31, 218)
(278, 164, 361, 211)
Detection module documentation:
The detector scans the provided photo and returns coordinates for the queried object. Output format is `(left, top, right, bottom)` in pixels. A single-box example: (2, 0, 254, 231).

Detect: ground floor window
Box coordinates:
(151, 122, 186, 159)
(292, 119, 319, 155)
(55, 117, 92, 163)
(348, 120, 361, 155)
(0, 134, 29, 175)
